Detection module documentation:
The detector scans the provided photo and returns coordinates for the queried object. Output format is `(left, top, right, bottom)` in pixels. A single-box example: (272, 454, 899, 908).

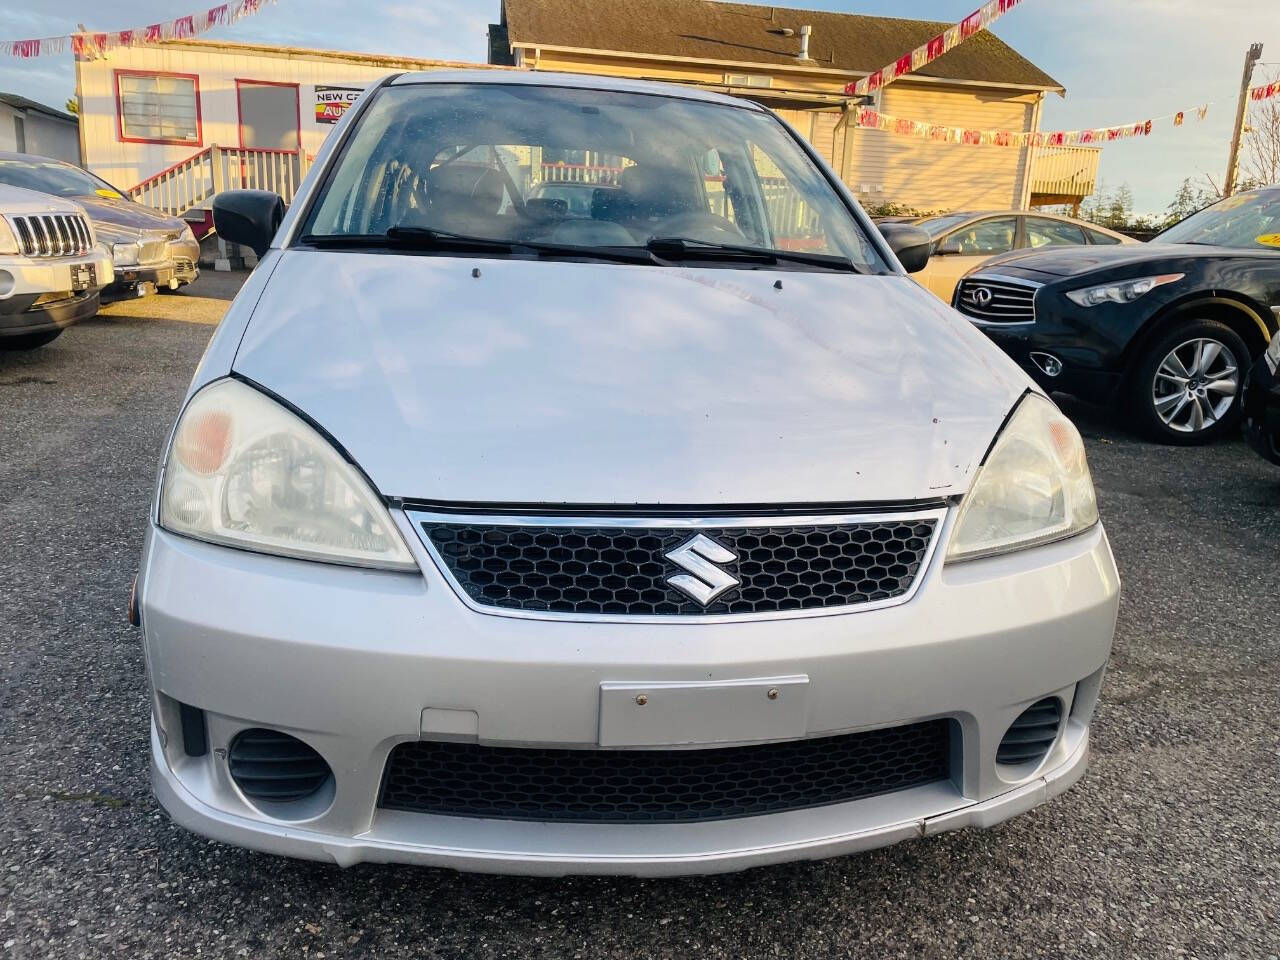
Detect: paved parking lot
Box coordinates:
(1, 287, 1277, 959)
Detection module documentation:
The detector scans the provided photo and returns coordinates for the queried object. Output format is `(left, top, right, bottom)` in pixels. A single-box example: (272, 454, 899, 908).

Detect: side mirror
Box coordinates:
(212, 189, 285, 258)
(934, 236, 963, 256)
(877, 223, 932, 273)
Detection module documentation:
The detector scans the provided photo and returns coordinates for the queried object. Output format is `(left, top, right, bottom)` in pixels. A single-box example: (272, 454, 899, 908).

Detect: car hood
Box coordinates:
(231, 251, 1030, 504)
(73, 194, 183, 233)
(0, 182, 83, 215)
(976, 242, 1251, 279)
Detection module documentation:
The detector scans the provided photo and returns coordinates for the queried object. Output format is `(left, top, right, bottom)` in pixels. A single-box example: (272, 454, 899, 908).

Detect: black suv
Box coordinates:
(953, 187, 1280, 444)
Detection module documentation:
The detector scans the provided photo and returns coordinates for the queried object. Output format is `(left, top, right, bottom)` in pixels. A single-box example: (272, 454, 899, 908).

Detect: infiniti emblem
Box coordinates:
(969, 286, 994, 307)
(664, 534, 740, 606)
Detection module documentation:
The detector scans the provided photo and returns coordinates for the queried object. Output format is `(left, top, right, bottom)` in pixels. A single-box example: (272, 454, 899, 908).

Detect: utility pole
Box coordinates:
(1224, 42, 1264, 197)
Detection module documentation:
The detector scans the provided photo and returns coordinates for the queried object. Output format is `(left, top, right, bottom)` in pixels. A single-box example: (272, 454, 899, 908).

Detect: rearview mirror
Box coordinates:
(877, 223, 932, 273)
(934, 236, 964, 256)
(212, 190, 285, 258)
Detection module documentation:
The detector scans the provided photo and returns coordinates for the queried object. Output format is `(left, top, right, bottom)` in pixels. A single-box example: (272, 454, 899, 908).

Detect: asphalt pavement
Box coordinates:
(1, 291, 1277, 959)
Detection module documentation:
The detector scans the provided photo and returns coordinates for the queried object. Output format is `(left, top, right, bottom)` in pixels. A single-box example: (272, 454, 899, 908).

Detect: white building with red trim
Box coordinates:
(73, 39, 501, 232)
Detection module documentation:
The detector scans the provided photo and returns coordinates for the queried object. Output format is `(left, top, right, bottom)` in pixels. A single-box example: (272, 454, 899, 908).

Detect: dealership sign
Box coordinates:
(315, 86, 363, 124)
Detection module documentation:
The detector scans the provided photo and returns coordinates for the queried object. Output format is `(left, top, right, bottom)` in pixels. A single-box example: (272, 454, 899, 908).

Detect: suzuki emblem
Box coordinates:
(665, 534, 740, 606)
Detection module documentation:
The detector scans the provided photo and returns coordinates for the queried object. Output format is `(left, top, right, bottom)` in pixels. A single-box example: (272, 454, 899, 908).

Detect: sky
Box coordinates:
(2, 0, 1278, 214)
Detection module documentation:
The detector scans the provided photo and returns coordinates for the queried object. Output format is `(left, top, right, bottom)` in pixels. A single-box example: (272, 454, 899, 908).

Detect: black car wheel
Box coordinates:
(1132, 318, 1248, 445)
(0, 329, 63, 351)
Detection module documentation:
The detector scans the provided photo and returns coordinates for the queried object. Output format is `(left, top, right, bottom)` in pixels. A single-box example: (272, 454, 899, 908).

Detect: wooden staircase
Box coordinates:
(127, 145, 314, 237)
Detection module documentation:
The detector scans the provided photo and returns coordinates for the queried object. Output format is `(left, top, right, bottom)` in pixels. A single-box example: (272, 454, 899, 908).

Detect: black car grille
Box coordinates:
(379, 720, 951, 824)
(996, 698, 1062, 766)
(954, 277, 1038, 324)
(421, 516, 938, 616)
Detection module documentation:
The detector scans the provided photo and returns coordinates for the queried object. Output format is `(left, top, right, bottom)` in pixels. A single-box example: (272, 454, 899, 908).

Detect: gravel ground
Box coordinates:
(1, 298, 1278, 959)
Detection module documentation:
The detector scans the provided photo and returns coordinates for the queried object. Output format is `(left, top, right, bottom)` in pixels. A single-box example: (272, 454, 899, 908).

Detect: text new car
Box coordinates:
(953, 187, 1280, 444)
(136, 71, 1119, 876)
(0, 183, 111, 350)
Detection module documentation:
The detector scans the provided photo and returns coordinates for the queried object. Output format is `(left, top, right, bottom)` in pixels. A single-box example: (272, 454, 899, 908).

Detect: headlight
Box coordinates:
(1266, 334, 1280, 374)
(159, 379, 417, 571)
(112, 241, 140, 266)
(946, 393, 1099, 562)
(179, 223, 197, 244)
(1065, 273, 1183, 307)
(0, 217, 18, 255)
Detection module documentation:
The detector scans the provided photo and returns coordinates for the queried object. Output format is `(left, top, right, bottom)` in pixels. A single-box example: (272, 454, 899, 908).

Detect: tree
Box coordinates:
(1241, 70, 1280, 188)
(64, 96, 79, 115)
(1162, 177, 1218, 229)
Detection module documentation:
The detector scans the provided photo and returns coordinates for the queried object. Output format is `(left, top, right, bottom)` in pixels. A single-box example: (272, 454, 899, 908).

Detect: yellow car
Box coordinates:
(909, 210, 1134, 302)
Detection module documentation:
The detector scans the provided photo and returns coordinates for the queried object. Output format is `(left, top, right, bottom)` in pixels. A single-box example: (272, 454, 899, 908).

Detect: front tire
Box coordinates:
(1131, 318, 1248, 445)
(0, 328, 63, 351)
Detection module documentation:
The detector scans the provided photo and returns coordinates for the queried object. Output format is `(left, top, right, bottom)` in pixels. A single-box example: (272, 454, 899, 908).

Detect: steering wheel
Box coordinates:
(652, 211, 747, 243)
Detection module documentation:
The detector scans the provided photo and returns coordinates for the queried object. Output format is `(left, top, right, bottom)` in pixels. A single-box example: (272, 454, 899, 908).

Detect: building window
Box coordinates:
(116, 71, 201, 145)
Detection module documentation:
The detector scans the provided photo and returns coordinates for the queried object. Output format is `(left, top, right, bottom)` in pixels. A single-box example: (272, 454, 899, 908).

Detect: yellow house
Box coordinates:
(490, 0, 1085, 213)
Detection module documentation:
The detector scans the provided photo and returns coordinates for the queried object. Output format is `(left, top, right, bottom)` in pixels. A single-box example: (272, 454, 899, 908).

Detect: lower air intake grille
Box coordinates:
(228, 728, 331, 802)
(996, 698, 1062, 766)
(421, 517, 938, 616)
(379, 721, 951, 824)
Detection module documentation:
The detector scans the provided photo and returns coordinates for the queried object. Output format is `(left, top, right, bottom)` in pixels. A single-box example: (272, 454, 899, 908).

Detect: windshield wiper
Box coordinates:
(302, 226, 657, 265)
(385, 226, 518, 252)
(645, 236, 862, 272)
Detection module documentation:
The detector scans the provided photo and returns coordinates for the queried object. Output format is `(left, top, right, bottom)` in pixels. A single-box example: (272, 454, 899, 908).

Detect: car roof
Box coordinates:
(0, 150, 75, 165)
(390, 69, 767, 111)
(919, 209, 1129, 234)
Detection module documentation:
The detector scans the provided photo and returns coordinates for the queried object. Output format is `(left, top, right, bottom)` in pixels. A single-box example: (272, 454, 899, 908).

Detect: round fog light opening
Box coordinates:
(227, 728, 332, 802)
(1030, 352, 1064, 377)
(997, 697, 1062, 768)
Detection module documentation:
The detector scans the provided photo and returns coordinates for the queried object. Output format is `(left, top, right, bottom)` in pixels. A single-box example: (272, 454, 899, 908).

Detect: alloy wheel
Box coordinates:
(1151, 337, 1239, 433)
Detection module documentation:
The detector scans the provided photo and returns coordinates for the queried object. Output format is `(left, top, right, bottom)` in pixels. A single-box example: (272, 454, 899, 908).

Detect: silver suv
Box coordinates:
(136, 71, 1119, 876)
(0, 183, 110, 350)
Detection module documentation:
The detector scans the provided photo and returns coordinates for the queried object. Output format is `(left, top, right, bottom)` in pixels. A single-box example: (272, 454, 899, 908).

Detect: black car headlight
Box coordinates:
(1064, 274, 1183, 308)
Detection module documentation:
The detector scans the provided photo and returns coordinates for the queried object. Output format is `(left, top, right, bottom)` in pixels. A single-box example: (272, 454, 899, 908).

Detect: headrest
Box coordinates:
(427, 164, 504, 214)
(619, 165, 691, 219)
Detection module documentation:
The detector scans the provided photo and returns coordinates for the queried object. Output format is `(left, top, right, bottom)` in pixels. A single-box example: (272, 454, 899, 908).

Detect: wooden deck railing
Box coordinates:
(128, 145, 314, 219)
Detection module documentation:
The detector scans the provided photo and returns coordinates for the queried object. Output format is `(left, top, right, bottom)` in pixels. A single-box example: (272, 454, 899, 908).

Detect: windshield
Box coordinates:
(1155, 191, 1280, 250)
(0, 157, 124, 198)
(302, 83, 887, 271)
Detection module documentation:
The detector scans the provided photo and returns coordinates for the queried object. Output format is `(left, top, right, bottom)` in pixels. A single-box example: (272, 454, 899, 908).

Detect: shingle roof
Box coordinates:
(0, 93, 77, 123)
(501, 0, 1061, 91)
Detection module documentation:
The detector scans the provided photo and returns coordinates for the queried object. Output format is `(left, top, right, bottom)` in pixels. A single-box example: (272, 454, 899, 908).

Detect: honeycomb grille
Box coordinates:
(422, 517, 938, 616)
(379, 721, 951, 824)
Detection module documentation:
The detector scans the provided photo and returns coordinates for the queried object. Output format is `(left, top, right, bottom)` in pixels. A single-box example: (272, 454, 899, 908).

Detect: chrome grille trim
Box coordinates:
(7, 213, 93, 259)
(139, 237, 168, 265)
(954, 274, 1041, 325)
(404, 507, 948, 624)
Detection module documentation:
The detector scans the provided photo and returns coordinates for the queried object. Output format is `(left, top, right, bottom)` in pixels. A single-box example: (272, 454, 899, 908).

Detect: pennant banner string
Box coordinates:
(0, 0, 275, 58)
(853, 104, 1217, 149)
(846, 0, 1026, 98)
(855, 82, 1280, 148)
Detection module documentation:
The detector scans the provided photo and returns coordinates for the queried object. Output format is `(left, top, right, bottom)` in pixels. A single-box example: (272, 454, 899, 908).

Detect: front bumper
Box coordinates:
(0, 249, 112, 333)
(0, 248, 112, 304)
(107, 238, 200, 297)
(140, 513, 1120, 876)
